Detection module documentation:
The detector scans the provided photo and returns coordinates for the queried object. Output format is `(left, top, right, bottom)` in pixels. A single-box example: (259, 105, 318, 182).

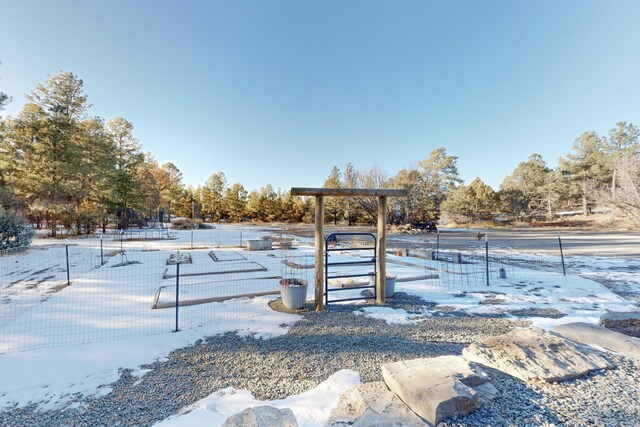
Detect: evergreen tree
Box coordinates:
(342, 162, 360, 225)
(223, 183, 247, 222)
(442, 178, 497, 223)
(605, 122, 639, 204)
(201, 172, 227, 221)
(323, 166, 344, 225)
(499, 154, 551, 220)
(6, 72, 89, 236)
(107, 117, 145, 220)
(559, 132, 610, 215)
(416, 147, 462, 221)
(0, 208, 34, 250)
(159, 162, 184, 219)
(391, 168, 424, 223)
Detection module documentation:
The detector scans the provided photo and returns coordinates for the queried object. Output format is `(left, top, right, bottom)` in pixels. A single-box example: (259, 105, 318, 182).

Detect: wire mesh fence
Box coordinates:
(1, 227, 577, 354)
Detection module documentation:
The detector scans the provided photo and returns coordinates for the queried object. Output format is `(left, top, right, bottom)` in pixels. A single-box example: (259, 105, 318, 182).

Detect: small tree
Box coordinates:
(442, 178, 497, 223)
(0, 209, 34, 250)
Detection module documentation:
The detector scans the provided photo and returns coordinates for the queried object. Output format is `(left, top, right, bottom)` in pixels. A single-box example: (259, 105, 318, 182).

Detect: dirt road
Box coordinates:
(276, 224, 640, 257)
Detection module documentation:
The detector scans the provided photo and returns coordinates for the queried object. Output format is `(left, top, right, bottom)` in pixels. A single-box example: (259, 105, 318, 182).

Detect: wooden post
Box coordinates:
(377, 196, 387, 303)
(314, 195, 324, 311)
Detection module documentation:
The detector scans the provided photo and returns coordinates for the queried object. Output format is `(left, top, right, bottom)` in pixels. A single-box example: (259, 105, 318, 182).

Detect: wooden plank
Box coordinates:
(315, 195, 324, 311)
(291, 187, 408, 197)
(152, 290, 280, 309)
(377, 196, 387, 303)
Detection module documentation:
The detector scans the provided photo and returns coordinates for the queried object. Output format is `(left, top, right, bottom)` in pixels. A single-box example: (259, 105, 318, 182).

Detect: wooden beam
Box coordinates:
(152, 290, 280, 309)
(377, 196, 387, 303)
(314, 195, 324, 311)
(291, 187, 408, 198)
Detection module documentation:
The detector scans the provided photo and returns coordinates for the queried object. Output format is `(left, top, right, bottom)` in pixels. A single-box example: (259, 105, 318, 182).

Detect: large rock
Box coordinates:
(381, 355, 497, 426)
(328, 381, 426, 427)
(462, 327, 613, 383)
(221, 405, 298, 427)
(599, 311, 640, 337)
(553, 322, 640, 361)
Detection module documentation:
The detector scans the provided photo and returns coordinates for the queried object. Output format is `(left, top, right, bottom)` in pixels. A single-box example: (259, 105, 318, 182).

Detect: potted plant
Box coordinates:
(279, 278, 308, 309)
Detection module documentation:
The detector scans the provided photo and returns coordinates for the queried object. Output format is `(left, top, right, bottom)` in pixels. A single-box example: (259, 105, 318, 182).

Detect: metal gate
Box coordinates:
(324, 232, 377, 304)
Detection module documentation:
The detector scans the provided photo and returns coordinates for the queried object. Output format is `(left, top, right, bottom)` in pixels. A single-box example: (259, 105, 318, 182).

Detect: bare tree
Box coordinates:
(593, 155, 640, 226)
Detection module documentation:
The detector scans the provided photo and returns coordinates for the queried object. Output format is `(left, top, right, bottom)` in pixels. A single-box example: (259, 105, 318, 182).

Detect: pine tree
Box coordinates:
(201, 172, 227, 221)
(442, 178, 497, 223)
(559, 132, 610, 215)
(158, 162, 184, 220)
(416, 147, 462, 221)
(323, 166, 344, 225)
(6, 71, 89, 236)
(223, 183, 247, 222)
(342, 162, 360, 225)
(499, 154, 551, 220)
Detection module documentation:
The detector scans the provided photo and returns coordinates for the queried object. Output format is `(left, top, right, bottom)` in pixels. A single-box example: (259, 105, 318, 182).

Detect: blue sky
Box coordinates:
(1, 1, 639, 192)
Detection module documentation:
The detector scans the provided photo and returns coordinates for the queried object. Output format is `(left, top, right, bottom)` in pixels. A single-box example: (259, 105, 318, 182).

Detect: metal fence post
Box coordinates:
(173, 254, 180, 332)
(436, 229, 440, 260)
(65, 244, 71, 286)
(558, 232, 566, 276)
(100, 235, 104, 266)
(485, 234, 489, 286)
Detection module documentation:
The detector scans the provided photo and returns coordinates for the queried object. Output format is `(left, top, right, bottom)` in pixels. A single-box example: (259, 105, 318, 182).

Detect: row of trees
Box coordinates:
(2, 69, 640, 235)
(441, 123, 640, 224)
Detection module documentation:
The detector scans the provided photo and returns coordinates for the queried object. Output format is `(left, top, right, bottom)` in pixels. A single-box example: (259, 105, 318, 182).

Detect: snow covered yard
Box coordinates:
(0, 225, 639, 426)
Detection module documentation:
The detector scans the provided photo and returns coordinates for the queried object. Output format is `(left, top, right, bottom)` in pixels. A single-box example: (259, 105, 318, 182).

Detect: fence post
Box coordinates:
(100, 235, 104, 266)
(485, 234, 489, 286)
(435, 229, 440, 260)
(558, 232, 566, 276)
(65, 244, 71, 286)
(173, 251, 180, 332)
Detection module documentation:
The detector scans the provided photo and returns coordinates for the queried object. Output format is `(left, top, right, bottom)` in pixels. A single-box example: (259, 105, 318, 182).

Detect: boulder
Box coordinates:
(553, 322, 640, 361)
(221, 406, 298, 427)
(328, 381, 426, 427)
(462, 327, 613, 383)
(599, 311, 640, 337)
(381, 355, 497, 426)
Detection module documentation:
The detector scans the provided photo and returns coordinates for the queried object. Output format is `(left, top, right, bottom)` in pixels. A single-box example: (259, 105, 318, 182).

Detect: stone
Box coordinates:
(221, 406, 298, 427)
(553, 322, 640, 361)
(381, 355, 497, 426)
(462, 327, 613, 383)
(599, 311, 640, 337)
(328, 381, 426, 427)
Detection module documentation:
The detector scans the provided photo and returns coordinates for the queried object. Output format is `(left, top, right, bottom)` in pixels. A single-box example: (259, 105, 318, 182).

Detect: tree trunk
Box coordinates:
(51, 212, 57, 238)
(582, 179, 588, 216)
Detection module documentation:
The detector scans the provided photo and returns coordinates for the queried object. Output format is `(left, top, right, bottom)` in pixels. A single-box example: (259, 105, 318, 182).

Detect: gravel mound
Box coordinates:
(1, 293, 639, 427)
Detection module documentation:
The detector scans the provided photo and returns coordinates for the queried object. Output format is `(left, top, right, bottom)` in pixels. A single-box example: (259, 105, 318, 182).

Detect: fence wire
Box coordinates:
(1, 229, 571, 353)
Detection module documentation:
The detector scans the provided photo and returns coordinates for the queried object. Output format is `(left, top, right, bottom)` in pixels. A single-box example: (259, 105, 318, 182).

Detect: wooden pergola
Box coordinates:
(290, 187, 409, 311)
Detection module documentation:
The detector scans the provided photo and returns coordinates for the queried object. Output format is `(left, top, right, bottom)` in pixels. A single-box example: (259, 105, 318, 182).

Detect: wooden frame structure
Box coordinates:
(290, 187, 408, 311)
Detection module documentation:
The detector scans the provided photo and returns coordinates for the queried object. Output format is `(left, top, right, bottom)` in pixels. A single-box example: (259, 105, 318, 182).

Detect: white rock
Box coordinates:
(462, 327, 613, 383)
(381, 355, 496, 426)
(553, 322, 640, 361)
(221, 405, 298, 427)
(328, 381, 426, 427)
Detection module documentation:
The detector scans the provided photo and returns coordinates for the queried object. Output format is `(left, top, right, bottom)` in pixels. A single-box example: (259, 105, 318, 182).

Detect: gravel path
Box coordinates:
(1, 293, 639, 427)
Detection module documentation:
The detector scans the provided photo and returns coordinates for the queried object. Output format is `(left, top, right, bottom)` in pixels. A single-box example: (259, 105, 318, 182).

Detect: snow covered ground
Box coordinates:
(1, 224, 639, 426)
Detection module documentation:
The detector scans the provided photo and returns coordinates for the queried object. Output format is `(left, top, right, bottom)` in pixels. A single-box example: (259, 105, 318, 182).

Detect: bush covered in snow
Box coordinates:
(0, 209, 35, 251)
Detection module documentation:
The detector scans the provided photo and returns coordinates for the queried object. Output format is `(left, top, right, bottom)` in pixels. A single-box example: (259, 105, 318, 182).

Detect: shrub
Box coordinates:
(0, 209, 35, 251)
(171, 218, 213, 230)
